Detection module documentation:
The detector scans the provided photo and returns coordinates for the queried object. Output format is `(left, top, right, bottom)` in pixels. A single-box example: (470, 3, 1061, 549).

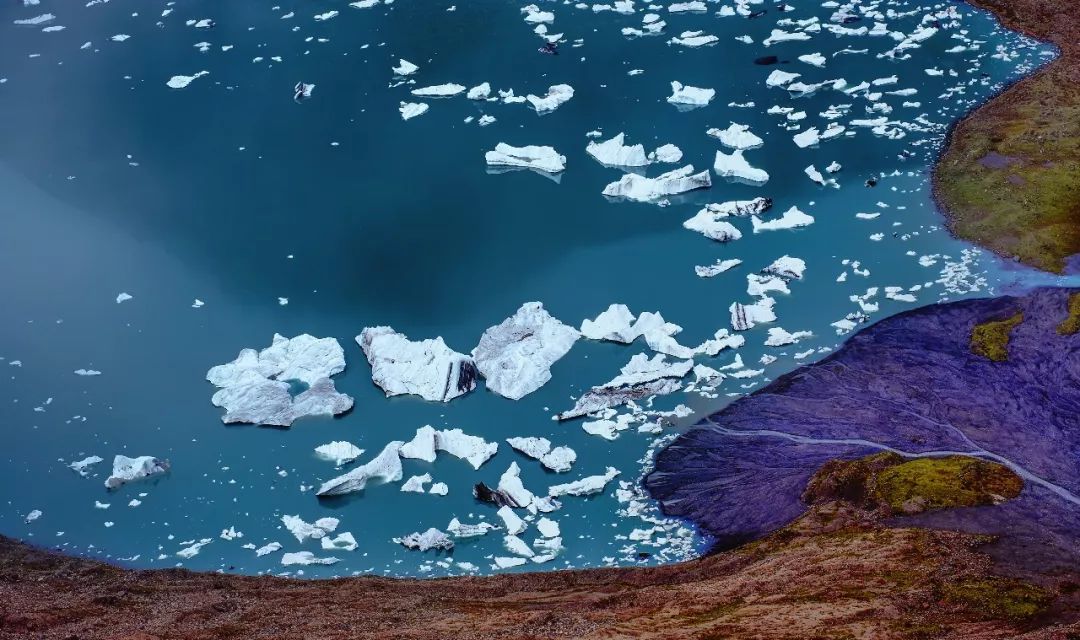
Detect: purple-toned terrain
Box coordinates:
(647, 287, 1080, 566)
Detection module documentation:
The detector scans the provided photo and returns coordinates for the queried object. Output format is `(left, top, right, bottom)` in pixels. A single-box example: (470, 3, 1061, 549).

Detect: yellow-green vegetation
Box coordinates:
(970, 311, 1023, 362)
(1058, 292, 1080, 335)
(873, 456, 1023, 512)
(803, 452, 1023, 514)
(935, 64, 1080, 274)
(940, 577, 1051, 621)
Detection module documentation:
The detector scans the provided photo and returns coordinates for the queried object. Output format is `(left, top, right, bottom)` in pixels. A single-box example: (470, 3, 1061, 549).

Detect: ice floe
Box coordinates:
(667, 81, 714, 107)
(556, 354, 692, 420)
(69, 455, 103, 477)
(601, 165, 711, 202)
(281, 514, 339, 543)
(392, 59, 418, 76)
(707, 123, 763, 150)
(316, 441, 404, 496)
(410, 83, 466, 98)
(281, 551, 340, 566)
(713, 149, 769, 184)
(358, 327, 478, 402)
(507, 437, 576, 472)
(751, 206, 815, 233)
(166, 71, 208, 89)
(548, 467, 620, 497)
(526, 84, 574, 114)
(104, 455, 169, 490)
(206, 334, 353, 427)
(399, 425, 498, 469)
(485, 143, 567, 174)
(472, 302, 580, 400)
(395, 528, 454, 551)
(314, 441, 364, 467)
(399, 102, 429, 120)
(586, 133, 649, 167)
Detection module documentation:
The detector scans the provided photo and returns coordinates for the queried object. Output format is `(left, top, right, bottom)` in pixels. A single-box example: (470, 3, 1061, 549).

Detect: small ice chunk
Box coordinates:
(410, 83, 466, 97)
(650, 143, 682, 163)
(281, 551, 340, 566)
(586, 133, 649, 167)
(548, 467, 620, 497)
(166, 71, 209, 89)
(104, 455, 169, 490)
(485, 143, 566, 174)
(392, 59, 418, 76)
(667, 81, 714, 107)
(602, 165, 711, 202)
(320, 532, 357, 551)
(69, 455, 104, 477)
(399, 102, 429, 120)
(764, 327, 813, 346)
(713, 149, 769, 184)
(115, 292, 133, 303)
(315, 441, 404, 496)
(314, 441, 364, 466)
(466, 82, 491, 100)
(255, 541, 282, 557)
(429, 482, 449, 495)
(707, 123, 763, 150)
(281, 514, 339, 542)
(497, 505, 526, 535)
(401, 473, 433, 493)
(536, 517, 560, 538)
(526, 84, 574, 114)
(751, 206, 814, 233)
(447, 517, 498, 538)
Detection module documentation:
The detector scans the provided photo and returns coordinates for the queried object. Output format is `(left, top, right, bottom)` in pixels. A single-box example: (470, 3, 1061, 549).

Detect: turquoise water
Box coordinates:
(0, 0, 1061, 576)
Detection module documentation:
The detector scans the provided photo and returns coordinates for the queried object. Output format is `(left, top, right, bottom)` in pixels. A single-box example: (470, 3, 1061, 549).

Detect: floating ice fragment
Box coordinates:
(399, 102, 429, 120)
(586, 133, 649, 167)
(281, 515, 339, 542)
(281, 551, 339, 566)
(395, 528, 454, 551)
(556, 354, 691, 420)
(548, 467, 620, 497)
(255, 542, 282, 557)
(472, 302, 580, 399)
(602, 165, 710, 202)
(115, 292, 133, 303)
(667, 81, 714, 107)
(69, 456, 103, 477)
(485, 143, 566, 174)
(316, 441, 404, 496)
(410, 83, 465, 98)
(166, 71, 208, 89)
(314, 441, 364, 466)
(526, 84, 574, 114)
(401, 473, 433, 493)
(358, 327, 477, 402)
(713, 149, 769, 184)
(105, 455, 169, 490)
(74, 369, 102, 376)
(707, 123, 763, 150)
(392, 59, 418, 76)
(751, 206, 814, 233)
(695, 259, 742, 278)
(764, 327, 813, 347)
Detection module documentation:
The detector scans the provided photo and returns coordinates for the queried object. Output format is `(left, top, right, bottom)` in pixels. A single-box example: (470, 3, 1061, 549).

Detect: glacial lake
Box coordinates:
(0, 0, 1063, 576)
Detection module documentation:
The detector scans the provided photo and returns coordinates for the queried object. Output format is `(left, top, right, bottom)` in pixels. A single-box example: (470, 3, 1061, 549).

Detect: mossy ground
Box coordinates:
(940, 577, 1051, 622)
(935, 61, 1080, 274)
(804, 452, 1023, 513)
(1058, 292, 1080, 335)
(873, 457, 1023, 511)
(970, 311, 1023, 362)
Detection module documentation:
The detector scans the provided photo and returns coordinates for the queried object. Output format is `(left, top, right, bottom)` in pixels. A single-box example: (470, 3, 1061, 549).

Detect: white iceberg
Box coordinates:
(485, 143, 566, 174)
(399, 425, 498, 469)
(707, 123, 763, 150)
(730, 297, 777, 331)
(667, 81, 714, 107)
(601, 165, 711, 202)
(281, 551, 339, 566)
(392, 59, 418, 75)
(314, 441, 364, 466)
(695, 258, 743, 278)
(556, 354, 691, 420)
(410, 83, 465, 97)
(497, 505, 526, 535)
(586, 133, 650, 167)
(498, 462, 536, 508)
(526, 84, 574, 114)
(751, 206, 815, 232)
(683, 207, 742, 242)
(395, 528, 454, 551)
(358, 327, 478, 402)
(281, 515, 339, 542)
(166, 71, 208, 89)
(69, 455, 104, 477)
(315, 441, 404, 496)
(399, 102, 429, 120)
(764, 328, 813, 347)
(466, 82, 491, 100)
(548, 467, 620, 497)
(401, 473, 433, 493)
(104, 455, 169, 490)
(713, 149, 769, 184)
(447, 517, 498, 538)
(506, 437, 576, 472)
(206, 334, 353, 427)
(650, 143, 682, 163)
(472, 302, 580, 400)
(320, 532, 358, 551)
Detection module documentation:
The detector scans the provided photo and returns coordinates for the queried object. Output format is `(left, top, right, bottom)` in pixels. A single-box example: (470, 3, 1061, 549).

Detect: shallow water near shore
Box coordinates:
(0, 0, 1060, 577)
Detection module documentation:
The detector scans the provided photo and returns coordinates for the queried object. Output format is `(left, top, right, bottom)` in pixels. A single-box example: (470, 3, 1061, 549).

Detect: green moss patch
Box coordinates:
(873, 457, 1023, 513)
(940, 577, 1050, 621)
(804, 453, 1022, 515)
(935, 65, 1080, 274)
(1058, 292, 1080, 335)
(970, 312, 1023, 362)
